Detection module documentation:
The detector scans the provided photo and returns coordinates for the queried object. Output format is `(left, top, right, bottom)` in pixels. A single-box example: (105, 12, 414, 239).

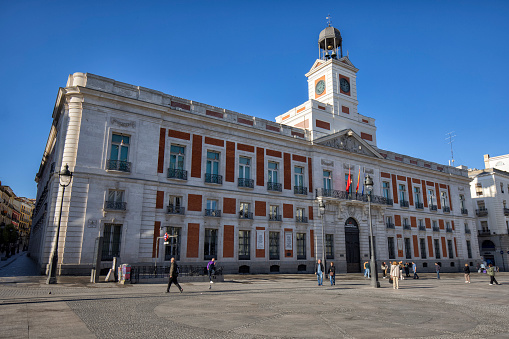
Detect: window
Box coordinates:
(414, 187, 422, 207)
(206, 151, 221, 183)
(109, 134, 130, 171)
(164, 227, 181, 260)
(419, 238, 427, 259)
(386, 216, 394, 228)
(326, 234, 334, 259)
(441, 192, 448, 208)
(404, 238, 412, 259)
(501, 183, 504, 193)
(428, 189, 435, 207)
(446, 221, 451, 232)
(269, 205, 280, 221)
(475, 183, 483, 196)
(294, 166, 306, 194)
(168, 195, 184, 214)
(434, 239, 441, 259)
(101, 224, 122, 260)
(323, 170, 332, 190)
(481, 221, 489, 232)
(296, 207, 306, 222)
(204, 229, 218, 260)
(459, 194, 465, 209)
(169, 145, 185, 170)
(296, 233, 306, 260)
(418, 219, 424, 228)
(382, 182, 391, 199)
(239, 202, 251, 219)
(206, 199, 220, 217)
(269, 232, 280, 260)
(399, 184, 406, 202)
(466, 240, 472, 259)
(388, 237, 395, 259)
(238, 157, 252, 187)
(447, 240, 454, 259)
(238, 230, 251, 260)
(106, 190, 126, 210)
(403, 218, 409, 227)
(268, 162, 279, 183)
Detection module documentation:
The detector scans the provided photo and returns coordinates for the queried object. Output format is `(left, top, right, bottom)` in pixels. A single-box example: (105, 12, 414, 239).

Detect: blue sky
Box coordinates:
(1, 0, 508, 199)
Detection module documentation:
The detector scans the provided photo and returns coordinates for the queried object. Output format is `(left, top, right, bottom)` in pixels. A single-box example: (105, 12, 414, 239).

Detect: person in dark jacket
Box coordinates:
(487, 264, 501, 285)
(315, 259, 324, 286)
(166, 257, 183, 293)
(464, 263, 471, 283)
(328, 262, 336, 286)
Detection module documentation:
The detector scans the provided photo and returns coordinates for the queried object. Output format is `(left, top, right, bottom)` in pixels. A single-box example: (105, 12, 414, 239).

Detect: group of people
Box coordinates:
(314, 259, 336, 286)
(166, 257, 217, 293)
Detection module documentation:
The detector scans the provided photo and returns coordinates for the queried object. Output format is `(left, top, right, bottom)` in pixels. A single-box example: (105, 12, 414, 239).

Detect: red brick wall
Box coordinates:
(284, 153, 291, 190)
(152, 221, 160, 258)
(266, 149, 282, 158)
(427, 236, 434, 257)
(168, 129, 191, 140)
(361, 133, 372, 141)
(451, 220, 455, 230)
(308, 206, 314, 220)
(158, 128, 166, 173)
(439, 219, 444, 230)
(391, 174, 398, 204)
(156, 191, 164, 209)
(187, 223, 200, 258)
(407, 177, 414, 206)
(257, 147, 264, 186)
(381, 172, 391, 178)
(447, 185, 452, 211)
(412, 235, 419, 257)
(395, 215, 401, 227)
(292, 154, 307, 163)
(191, 135, 202, 178)
(225, 141, 235, 182)
(223, 225, 234, 258)
(410, 216, 417, 228)
(342, 106, 349, 114)
(255, 201, 266, 217)
(237, 143, 254, 153)
(283, 204, 293, 219)
(204, 136, 224, 147)
(435, 183, 442, 209)
(316, 120, 330, 130)
(223, 198, 236, 214)
(422, 181, 428, 208)
(187, 194, 202, 211)
(425, 218, 431, 228)
(441, 237, 447, 258)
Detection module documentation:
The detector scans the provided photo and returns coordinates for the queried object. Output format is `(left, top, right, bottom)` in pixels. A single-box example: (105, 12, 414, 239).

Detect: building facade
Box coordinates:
(30, 25, 480, 275)
(469, 154, 509, 271)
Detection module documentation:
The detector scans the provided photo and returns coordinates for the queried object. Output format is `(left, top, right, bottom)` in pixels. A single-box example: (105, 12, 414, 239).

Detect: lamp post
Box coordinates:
(365, 175, 380, 288)
(46, 164, 73, 284)
(318, 199, 326, 274)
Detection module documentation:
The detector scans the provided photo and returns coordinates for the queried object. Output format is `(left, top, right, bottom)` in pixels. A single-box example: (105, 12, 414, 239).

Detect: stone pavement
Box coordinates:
(1, 258, 509, 338)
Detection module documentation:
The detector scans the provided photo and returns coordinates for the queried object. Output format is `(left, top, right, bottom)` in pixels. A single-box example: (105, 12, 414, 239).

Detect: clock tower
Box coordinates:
(276, 24, 377, 146)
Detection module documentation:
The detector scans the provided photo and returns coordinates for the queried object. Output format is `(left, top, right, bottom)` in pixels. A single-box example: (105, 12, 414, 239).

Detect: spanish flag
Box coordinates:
(346, 166, 351, 192)
(356, 167, 360, 193)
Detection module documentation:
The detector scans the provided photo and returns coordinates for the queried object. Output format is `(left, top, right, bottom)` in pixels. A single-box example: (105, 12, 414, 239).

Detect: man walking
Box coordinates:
(435, 262, 441, 280)
(364, 261, 370, 278)
(328, 262, 336, 286)
(166, 257, 183, 293)
(315, 259, 324, 286)
(207, 258, 216, 284)
(464, 263, 471, 283)
(487, 264, 501, 285)
(412, 262, 419, 279)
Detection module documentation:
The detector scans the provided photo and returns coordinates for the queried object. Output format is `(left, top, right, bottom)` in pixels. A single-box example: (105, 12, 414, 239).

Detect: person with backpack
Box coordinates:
(207, 258, 216, 285)
(166, 257, 183, 293)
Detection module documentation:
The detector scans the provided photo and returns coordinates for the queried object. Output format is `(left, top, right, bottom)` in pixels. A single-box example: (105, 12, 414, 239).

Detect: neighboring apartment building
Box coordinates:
(1, 182, 35, 251)
(30, 25, 480, 276)
(0, 184, 16, 227)
(16, 197, 35, 249)
(469, 154, 509, 270)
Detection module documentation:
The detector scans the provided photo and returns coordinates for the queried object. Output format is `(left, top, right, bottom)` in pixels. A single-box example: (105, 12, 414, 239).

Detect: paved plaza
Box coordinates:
(1, 254, 509, 338)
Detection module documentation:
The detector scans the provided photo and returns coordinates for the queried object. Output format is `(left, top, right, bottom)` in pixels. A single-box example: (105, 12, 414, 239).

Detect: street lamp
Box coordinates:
(365, 175, 380, 288)
(46, 164, 73, 284)
(318, 199, 326, 275)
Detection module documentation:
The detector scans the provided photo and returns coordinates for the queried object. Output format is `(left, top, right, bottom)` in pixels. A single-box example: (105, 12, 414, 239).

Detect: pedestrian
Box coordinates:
(381, 262, 388, 279)
(363, 261, 370, 278)
(435, 262, 441, 279)
(404, 262, 410, 277)
(328, 262, 336, 286)
(166, 257, 183, 293)
(390, 261, 400, 289)
(464, 263, 471, 283)
(207, 258, 216, 283)
(487, 264, 501, 285)
(315, 259, 324, 286)
(412, 262, 419, 279)
(399, 261, 404, 280)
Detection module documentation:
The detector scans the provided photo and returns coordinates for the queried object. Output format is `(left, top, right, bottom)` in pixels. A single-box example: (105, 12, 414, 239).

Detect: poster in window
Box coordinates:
(285, 231, 293, 250)
(397, 237, 403, 251)
(256, 230, 264, 250)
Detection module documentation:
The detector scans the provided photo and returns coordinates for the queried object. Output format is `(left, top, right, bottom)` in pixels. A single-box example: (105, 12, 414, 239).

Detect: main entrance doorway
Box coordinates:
(345, 217, 360, 273)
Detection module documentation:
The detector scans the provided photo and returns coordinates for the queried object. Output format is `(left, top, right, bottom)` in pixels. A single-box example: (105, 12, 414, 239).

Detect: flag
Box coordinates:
(346, 166, 351, 192)
(356, 167, 360, 193)
(361, 175, 365, 195)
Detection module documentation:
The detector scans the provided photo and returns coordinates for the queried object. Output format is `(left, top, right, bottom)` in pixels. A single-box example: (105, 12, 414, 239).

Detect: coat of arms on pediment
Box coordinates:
(316, 130, 383, 158)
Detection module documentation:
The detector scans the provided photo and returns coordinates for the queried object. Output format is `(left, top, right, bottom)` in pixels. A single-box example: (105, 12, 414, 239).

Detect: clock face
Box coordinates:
(315, 80, 326, 95)
(340, 78, 350, 93)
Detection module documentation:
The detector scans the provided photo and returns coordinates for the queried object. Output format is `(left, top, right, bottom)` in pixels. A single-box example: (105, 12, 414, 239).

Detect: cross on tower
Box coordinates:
(326, 14, 332, 27)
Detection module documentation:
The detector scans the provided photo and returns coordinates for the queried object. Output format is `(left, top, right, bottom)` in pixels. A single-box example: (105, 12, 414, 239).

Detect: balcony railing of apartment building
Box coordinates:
(316, 188, 393, 205)
(403, 224, 411, 230)
(430, 205, 438, 211)
(465, 228, 471, 234)
(432, 226, 440, 232)
(267, 182, 282, 192)
(296, 216, 308, 223)
(167, 205, 185, 215)
(386, 222, 395, 229)
(443, 206, 451, 213)
(478, 229, 491, 236)
(476, 208, 488, 217)
(446, 227, 453, 233)
(415, 202, 424, 209)
(294, 186, 308, 195)
(107, 160, 131, 173)
(461, 208, 468, 215)
(205, 173, 222, 184)
(400, 200, 409, 208)
(418, 225, 426, 231)
(269, 214, 282, 221)
(504, 208, 509, 216)
(104, 201, 127, 211)
(205, 209, 221, 217)
(238, 178, 254, 188)
(239, 211, 253, 219)
(167, 168, 187, 180)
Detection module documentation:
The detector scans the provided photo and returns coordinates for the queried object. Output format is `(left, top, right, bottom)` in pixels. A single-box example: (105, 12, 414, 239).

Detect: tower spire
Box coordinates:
(326, 14, 332, 27)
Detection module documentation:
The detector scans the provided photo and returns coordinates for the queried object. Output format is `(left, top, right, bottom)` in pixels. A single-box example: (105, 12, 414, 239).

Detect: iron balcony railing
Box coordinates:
(476, 208, 488, 217)
(418, 225, 426, 231)
(446, 227, 453, 233)
(415, 202, 424, 209)
(205, 173, 222, 184)
(269, 214, 282, 221)
(430, 205, 438, 211)
(167, 168, 187, 180)
(400, 200, 409, 208)
(239, 211, 253, 219)
(403, 224, 411, 230)
(443, 206, 451, 213)
(296, 216, 308, 223)
(294, 186, 308, 195)
(465, 228, 471, 234)
(167, 205, 185, 215)
(478, 229, 490, 236)
(104, 201, 127, 211)
(238, 178, 254, 188)
(267, 182, 282, 192)
(504, 208, 509, 216)
(386, 223, 395, 229)
(316, 188, 393, 206)
(205, 209, 221, 217)
(461, 208, 468, 215)
(107, 160, 131, 172)
(432, 226, 440, 232)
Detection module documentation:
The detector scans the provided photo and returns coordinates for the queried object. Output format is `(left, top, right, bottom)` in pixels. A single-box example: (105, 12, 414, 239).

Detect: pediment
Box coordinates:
(337, 56, 356, 68)
(310, 60, 325, 71)
(316, 129, 383, 158)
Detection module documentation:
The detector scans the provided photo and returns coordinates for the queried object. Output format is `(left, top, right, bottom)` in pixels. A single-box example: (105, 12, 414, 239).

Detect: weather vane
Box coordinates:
(326, 14, 332, 27)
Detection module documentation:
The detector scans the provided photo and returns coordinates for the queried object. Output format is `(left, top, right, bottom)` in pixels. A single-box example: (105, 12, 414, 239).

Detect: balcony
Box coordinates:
(267, 182, 282, 192)
(415, 202, 424, 209)
(504, 208, 509, 216)
(400, 200, 409, 208)
(167, 168, 187, 180)
(386, 223, 395, 229)
(476, 208, 488, 217)
(269, 214, 282, 221)
(296, 216, 308, 223)
(294, 186, 308, 195)
(443, 206, 451, 213)
(205, 209, 221, 217)
(403, 224, 411, 230)
(465, 228, 471, 234)
(167, 205, 185, 215)
(461, 208, 468, 215)
(104, 201, 127, 211)
(107, 160, 131, 173)
(446, 227, 453, 233)
(478, 229, 491, 236)
(205, 173, 222, 184)
(239, 211, 253, 219)
(430, 205, 438, 211)
(238, 178, 254, 188)
(418, 225, 426, 231)
(316, 188, 393, 206)
(432, 226, 440, 232)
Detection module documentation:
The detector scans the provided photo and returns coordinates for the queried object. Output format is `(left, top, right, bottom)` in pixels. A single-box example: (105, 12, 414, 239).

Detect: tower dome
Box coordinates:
(318, 25, 343, 60)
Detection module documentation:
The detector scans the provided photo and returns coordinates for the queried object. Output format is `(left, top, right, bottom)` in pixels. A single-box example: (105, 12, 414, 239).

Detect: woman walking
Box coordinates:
(381, 262, 388, 279)
(390, 261, 401, 290)
(464, 263, 471, 283)
(328, 262, 336, 286)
